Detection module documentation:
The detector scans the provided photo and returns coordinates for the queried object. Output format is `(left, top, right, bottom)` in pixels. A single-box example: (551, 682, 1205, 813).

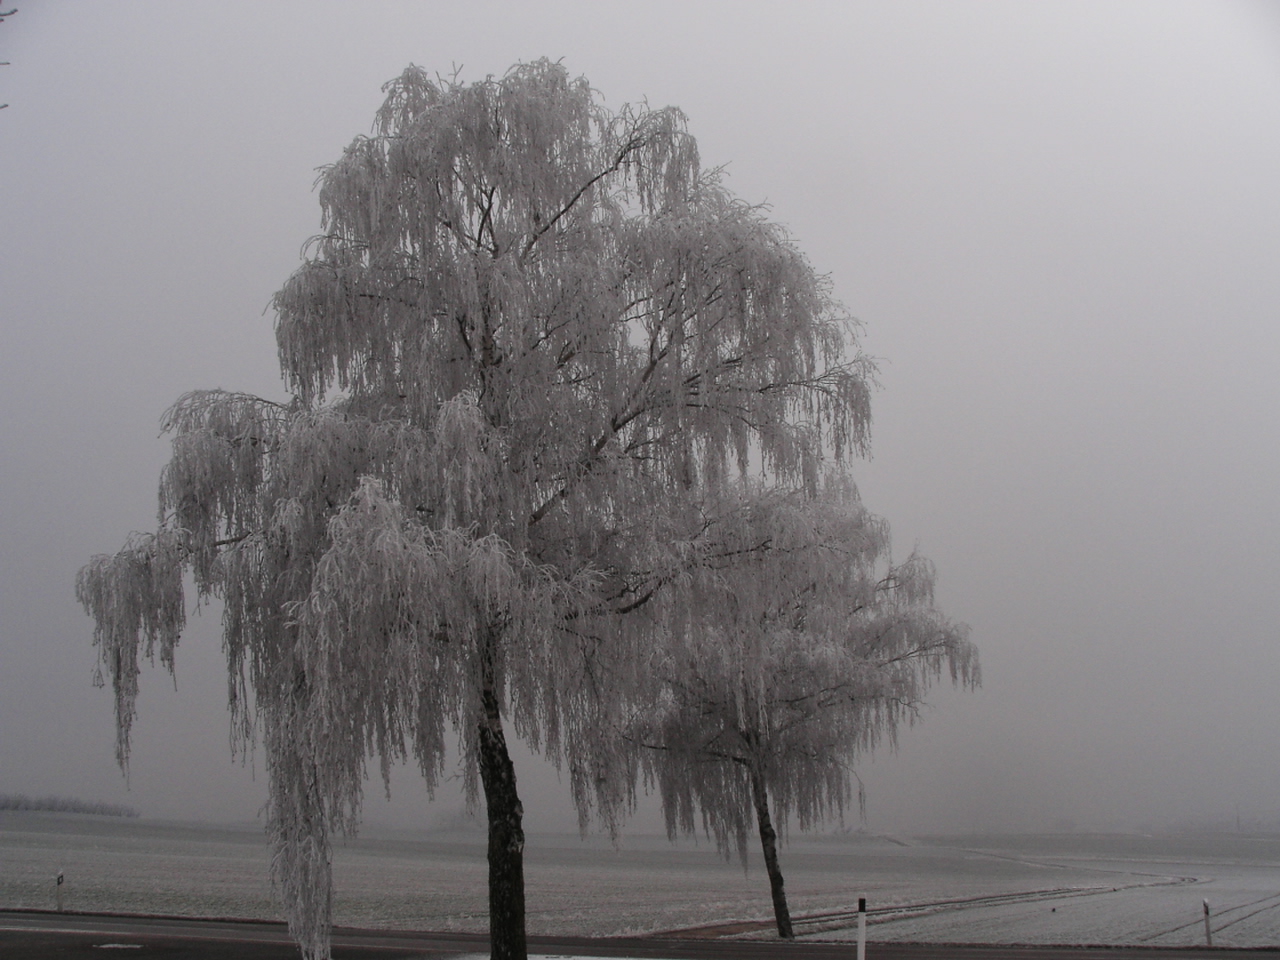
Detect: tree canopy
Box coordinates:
(626, 480, 977, 936)
(78, 60, 877, 960)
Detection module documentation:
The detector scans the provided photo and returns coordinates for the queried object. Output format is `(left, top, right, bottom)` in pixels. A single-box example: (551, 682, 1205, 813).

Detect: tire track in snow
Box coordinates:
(797, 882, 1187, 936)
(793, 843, 1198, 938)
(662, 843, 1200, 939)
(1136, 890, 1280, 943)
(662, 884, 1176, 938)
(947, 843, 1200, 885)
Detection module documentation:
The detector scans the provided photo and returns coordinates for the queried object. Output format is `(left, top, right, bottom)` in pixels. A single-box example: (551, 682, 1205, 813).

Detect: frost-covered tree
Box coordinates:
(76, 61, 873, 960)
(628, 481, 977, 938)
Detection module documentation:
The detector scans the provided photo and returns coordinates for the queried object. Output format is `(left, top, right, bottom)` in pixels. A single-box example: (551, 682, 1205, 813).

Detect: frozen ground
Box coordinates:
(2, 811, 1278, 946)
(796, 833, 1280, 947)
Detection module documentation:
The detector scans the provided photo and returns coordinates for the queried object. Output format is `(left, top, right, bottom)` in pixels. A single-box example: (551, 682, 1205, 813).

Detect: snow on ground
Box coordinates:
(0, 811, 274, 921)
(3, 812, 1278, 947)
(800, 834, 1280, 947)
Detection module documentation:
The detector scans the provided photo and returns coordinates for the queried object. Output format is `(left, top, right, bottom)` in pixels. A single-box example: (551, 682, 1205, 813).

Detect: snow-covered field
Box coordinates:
(801, 833, 1280, 948)
(3, 811, 1278, 947)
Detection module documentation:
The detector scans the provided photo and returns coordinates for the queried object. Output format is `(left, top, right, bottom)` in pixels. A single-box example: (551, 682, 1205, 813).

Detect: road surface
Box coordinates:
(2, 910, 1274, 959)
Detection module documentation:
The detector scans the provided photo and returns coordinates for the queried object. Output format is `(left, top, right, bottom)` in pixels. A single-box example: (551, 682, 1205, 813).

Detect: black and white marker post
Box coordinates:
(1203, 899, 1212, 947)
(55, 871, 63, 912)
(857, 897, 867, 960)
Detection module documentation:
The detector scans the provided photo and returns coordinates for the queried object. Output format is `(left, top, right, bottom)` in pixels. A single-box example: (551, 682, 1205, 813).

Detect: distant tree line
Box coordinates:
(0, 793, 139, 817)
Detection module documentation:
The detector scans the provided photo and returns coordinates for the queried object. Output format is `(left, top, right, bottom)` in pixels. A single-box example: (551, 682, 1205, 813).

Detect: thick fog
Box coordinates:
(1, 1, 1277, 836)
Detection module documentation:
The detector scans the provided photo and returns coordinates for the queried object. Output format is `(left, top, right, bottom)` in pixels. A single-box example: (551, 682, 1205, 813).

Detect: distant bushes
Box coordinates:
(0, 793, 139, 817)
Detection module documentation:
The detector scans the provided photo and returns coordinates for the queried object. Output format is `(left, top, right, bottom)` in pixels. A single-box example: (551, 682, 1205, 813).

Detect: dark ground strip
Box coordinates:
(3, 912, 1280, 960)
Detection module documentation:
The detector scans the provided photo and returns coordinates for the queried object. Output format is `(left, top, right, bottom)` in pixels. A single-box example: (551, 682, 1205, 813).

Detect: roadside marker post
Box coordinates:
(56, 871, 63, 912)
(857, 897, 866, 960)
(1203, 899, 1212, 947)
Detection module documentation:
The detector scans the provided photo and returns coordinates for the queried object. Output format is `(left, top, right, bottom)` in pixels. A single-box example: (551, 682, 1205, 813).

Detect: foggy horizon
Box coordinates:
(1, 1, 1278, 839)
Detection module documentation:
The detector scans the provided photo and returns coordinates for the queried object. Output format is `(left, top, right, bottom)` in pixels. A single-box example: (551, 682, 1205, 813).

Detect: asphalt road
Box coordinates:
(1, 911, 1274, 960)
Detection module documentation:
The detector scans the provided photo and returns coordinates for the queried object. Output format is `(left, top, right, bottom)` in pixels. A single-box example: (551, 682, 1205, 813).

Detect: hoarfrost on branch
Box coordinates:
(624, 480, 978, 936)
(75, 59, 931, 960)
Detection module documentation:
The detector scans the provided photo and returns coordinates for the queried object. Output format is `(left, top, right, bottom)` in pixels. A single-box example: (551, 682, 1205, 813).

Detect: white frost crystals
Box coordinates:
(76, 59, 970, 960)
(75, 526, 186, 771)
(625, 481, 978, 937)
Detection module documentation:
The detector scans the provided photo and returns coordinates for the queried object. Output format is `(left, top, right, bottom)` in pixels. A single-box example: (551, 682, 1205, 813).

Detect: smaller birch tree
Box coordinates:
(629, 481, 977, 938)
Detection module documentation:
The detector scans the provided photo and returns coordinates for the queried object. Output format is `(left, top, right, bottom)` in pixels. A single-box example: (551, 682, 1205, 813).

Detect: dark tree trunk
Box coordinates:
(478, 653, 527, 960)
(750, 766, 794, 939)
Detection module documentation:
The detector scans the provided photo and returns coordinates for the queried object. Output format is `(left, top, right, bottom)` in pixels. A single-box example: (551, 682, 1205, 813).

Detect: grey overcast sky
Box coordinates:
(1, 1, 1278, 835)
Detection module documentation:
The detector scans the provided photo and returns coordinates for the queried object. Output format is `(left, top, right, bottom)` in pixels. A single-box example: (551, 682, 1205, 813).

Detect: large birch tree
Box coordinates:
(77, 61, 873, 960)
(629, 481, 977, 938)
